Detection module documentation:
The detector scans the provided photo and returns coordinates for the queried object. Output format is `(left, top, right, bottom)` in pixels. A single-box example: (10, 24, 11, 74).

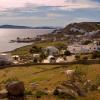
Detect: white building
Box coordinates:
(43, 55, 56, 63)
(67, 44, 100, 54)
(56, 57, 66, 63)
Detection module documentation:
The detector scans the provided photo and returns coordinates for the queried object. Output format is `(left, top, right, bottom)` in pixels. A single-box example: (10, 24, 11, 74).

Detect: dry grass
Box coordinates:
(0, 64, 100, 100)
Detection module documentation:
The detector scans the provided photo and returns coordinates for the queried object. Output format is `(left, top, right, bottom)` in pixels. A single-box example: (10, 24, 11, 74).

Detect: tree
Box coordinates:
(29, 45, 47, 63)
(64, 50, 71, 56)
(55, 43, 67, 50)
(91, 51, 100, 59)
(75, 55, 80, 60)
(82, 40, 92, 45)
(29, 45, 42, 54)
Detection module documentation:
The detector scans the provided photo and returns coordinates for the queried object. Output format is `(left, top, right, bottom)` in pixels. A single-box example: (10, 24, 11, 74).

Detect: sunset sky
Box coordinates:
(0, 0, 100, 27)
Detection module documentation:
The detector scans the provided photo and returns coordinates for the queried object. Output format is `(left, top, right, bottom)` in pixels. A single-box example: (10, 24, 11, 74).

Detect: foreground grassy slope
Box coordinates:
(0, 64, 100, 99)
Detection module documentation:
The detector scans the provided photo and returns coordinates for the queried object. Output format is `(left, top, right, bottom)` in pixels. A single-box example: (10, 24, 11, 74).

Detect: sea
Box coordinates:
(0, 29, 53, 52)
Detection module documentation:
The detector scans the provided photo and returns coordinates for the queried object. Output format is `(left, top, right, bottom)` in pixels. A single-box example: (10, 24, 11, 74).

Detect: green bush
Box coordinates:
(75, 55, 80, 60)
(35, 90, 47, 98)
(74, 67, 87, 82)
(24, 90, 33, 95)
(91, 51, 100, 59)
(2, 77, 19, 84)
(64, 50, 71, 56)
(82, 56, 88, 60)
(55, 43, 67, 50)
(95, 75, 100, 86)
(82, 40, 92, 45)
(29, 45, 42, 54)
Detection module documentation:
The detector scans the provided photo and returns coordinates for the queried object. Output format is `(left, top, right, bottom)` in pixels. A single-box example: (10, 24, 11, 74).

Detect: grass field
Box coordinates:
(0, 64, 100, 100)
(10, 41, 66, 56)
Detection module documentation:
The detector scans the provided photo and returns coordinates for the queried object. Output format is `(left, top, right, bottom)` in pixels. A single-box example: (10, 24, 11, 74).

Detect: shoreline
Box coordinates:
(0, 28, 54, 53)
(1, 44, 32, 54)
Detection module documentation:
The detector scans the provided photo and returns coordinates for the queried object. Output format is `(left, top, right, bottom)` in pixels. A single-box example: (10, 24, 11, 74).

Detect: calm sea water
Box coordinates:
(0, 29, 53, 52)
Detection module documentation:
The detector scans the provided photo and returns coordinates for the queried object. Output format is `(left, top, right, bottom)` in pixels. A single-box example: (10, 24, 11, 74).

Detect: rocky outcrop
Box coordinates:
(53, 75, 100, 99)
(6, 81, 25, 96)
(54, 85, 78, 99)
(53, 80, 87, 99)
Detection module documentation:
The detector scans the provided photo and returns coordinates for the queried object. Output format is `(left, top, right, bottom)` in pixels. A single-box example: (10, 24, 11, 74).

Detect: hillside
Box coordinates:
(0, 64, 100, 100)
(58, 22, 100, 35)
(10, 41, 66, 56)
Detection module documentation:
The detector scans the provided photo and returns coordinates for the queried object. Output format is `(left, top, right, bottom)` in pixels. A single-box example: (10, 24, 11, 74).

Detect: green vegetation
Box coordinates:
(91, 51, 100, 59)
(75, 55, 80, 60)
(54, 42, 67, 50)
(10, 41, 67, 56)
(64, 50, 71, 56)
(95, 75, 100, 86)
(82, 40, 92, 45)
(29, 45, 42, 54)
(35, 90, 47, 99)
(24, 89, 33, 95)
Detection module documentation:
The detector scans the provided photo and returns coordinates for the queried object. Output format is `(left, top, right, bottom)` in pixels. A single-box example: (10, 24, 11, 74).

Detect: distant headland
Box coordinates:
(0, 25, 57, 29)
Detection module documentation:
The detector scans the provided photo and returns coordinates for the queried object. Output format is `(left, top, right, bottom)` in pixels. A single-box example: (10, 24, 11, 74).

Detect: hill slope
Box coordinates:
(59, 22, 100, 35)
(0, 64, 100, 100)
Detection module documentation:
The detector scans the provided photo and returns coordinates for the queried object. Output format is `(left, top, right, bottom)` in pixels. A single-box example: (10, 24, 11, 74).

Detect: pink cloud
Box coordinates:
(0, 0, 64, 9)
(0, 0, 99, 11)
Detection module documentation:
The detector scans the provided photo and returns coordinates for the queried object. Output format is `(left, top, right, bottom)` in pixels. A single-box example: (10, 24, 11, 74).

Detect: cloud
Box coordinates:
(0, 0, 100, 11)
(47, 12, 64, 18)
(61, 0, 100, 10)
(0, 0, 64, 10)
(0, 0, 100, 26)
(0, 0, 99, 18)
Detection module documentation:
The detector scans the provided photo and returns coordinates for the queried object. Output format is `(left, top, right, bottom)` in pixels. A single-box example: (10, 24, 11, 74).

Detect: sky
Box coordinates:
(0, 0, 100, 27)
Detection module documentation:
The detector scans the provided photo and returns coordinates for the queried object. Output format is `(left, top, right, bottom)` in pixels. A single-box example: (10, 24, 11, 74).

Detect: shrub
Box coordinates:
(24, 90, 33, 95)
(35, 90, 47, 98)
(82, 40, 92, 45)
(75, 55, 80, 60)
(74, 67, 87, 82)
(29, 45, 42, 54)
(95, 75, 100, 86)
(55, 43, 67, 50)
(90, 84, 97, 91)
(82, 56, 88, 60)
(91, 51, 100, 59)
(75, 66, 87, 75)
(2, 77, 19, 84)
(64, 50, 71, 56)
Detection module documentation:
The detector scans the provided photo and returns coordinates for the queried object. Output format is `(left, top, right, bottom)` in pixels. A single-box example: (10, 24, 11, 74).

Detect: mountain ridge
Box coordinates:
(0, 25, 57, 29)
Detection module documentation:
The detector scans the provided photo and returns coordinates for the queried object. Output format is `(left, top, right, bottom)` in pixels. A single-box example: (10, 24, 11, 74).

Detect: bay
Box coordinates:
(0, 29, 53, 52)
